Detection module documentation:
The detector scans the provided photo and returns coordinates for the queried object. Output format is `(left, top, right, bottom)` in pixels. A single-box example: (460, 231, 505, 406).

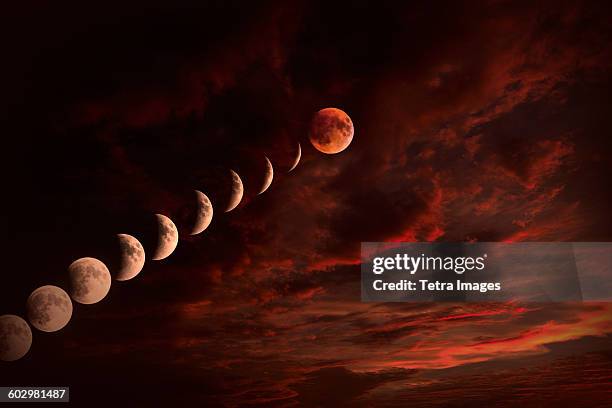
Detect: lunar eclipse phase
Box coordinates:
(225, 170, 244, 212)
(288, 143, 301, 172)
(191, 190, 213, 235)
(152, 214, 179, 260)
(68, 257, 112, 304)
(309, 108, 354, 154)
(0, 315, 32, 362)
(26, 285, 73, 332)
(258, 156, 274, 195)
(116, 234, 146, 281)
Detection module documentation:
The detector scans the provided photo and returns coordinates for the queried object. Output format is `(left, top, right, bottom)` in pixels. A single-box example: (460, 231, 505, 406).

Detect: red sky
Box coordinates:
(2, 1, 612, 406)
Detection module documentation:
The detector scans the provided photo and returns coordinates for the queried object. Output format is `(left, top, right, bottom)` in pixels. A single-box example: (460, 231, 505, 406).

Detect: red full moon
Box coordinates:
(309, 108, 354, 154)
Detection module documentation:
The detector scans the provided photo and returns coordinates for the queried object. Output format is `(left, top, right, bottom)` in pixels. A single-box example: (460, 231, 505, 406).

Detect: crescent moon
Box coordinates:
(191, 190, 213, 235)
(225, 170, 244, 212)
(26, 285, 72, 332)
(152, 214, 179, 260)
(68, 257, 112, 305)
(258, 156, 274, 195)
(288, 142, 301, 172)
(116, 234, 146, 281)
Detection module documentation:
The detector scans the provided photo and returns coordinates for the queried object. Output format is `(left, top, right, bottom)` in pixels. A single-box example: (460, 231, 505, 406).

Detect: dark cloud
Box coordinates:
(2, 0, 612, 406)
(290, 366, 414, 406)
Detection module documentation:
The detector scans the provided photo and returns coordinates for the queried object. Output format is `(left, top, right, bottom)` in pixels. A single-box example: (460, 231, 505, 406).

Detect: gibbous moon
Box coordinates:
(225, 170, 244, 212)
(116, 234, 146, 281)
(26, 285, 72, 332)
(288, 142, 301, 172)
(0, 315, 32, 361)
(258, 156, 274, 195)
(68, 257, 112, 305)
(309, 107, 354, 154)
(152, 214, 179, 260)
(191, 190, 213, 235)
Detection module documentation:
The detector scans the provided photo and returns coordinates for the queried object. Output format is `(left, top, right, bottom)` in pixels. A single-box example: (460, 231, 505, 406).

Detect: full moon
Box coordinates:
(225, 170, 244, 212)
(152, 214, 179, 260)
(26, 285, 72, 332)
(68, 257, 112, 304)
(309, 107, 354, 154)
(258, 156, 274, 195)
(116, 234, 146, 281)
(0, 315, 32, 362)
(191, 190, 213, 235)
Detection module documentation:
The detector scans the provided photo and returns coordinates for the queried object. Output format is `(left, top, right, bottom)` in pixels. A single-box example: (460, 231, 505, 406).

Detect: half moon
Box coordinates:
(152, 214, 179, 260)
(0, 315, 32, 361)
(258, 156, 274, 195)
(68, 257, 112, 304)
(225, 170, 244, 212)
(191, 190, 213, 235)
(116, 234, 146, 281)
(26, 285, 72, 332)
(288, 142, 301, 172)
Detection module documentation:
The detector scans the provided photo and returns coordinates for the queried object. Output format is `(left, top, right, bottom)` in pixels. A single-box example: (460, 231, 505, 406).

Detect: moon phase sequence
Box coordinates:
(0, 107, 354, 361)
(309, 108, 354, 154)
(152, 214, 179, 260)
(26, 285, 72, 332)
(0, 315, 32, 362)
(225, 170, 244, 212)
(116, 234, 146, 281)
(69, 257, 112, 304)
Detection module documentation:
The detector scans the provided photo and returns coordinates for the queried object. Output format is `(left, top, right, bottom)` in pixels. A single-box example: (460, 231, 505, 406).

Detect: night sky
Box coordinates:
(2, 1, 612, 406)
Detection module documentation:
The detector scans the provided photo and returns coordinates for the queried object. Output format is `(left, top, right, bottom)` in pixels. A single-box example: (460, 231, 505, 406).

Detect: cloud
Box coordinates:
(6, 1, 612, 405)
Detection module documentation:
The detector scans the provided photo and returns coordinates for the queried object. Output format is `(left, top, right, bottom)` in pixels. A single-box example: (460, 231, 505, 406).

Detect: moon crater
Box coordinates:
(68, 257, 112, 304)
(191, 191, 213, 235)
(309, 107, 354, 154)
(26, 285, 72, 332)
(0, 315, 32, 362)
(116, 234, 146, 281)
(152, 214, 179, 260)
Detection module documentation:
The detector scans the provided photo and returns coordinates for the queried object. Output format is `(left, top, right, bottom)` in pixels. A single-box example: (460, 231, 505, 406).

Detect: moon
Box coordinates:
(258, 156, 274, 195)
(26, 285, 72, 332)
(191, 190, 213, 235)
(68, 257, 112, 305)
(288, 142, 301, 172)
(116, 234, 146, 281)
(152, 214, 179, 260)
(0, 315, 32, 361)
(225, 170, 244, 212)
(309, 107, 354, 154)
